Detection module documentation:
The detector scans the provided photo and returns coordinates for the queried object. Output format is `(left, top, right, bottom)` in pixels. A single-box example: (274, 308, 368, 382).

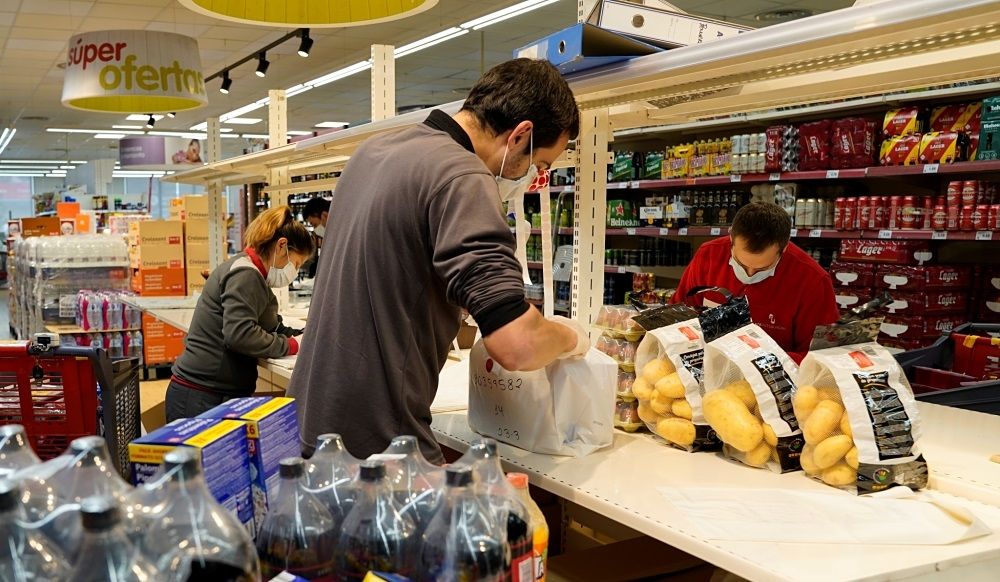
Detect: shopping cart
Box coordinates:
(0, 334, 141, 478)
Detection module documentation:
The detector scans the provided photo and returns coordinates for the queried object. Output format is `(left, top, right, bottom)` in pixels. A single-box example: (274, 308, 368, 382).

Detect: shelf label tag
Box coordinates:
(617, 266, 626, 274)
(826, 170, 840, 179)
(730, 174, 742, 183)
(789, 228, 799, 237)
(976, 230, 994, 241)
(626, 228, 637, 235)
(659, 228, 670, 236)
(769, 172, 781, 181)
(685, 178, 696, 185)
(809, 229, 822, 238)
(878, 230, 893, 239)
(923, 164, 939, 174)
(931, 231, 948, 240)
(678, 227, 689, 236)
(710, 227, 722, 236)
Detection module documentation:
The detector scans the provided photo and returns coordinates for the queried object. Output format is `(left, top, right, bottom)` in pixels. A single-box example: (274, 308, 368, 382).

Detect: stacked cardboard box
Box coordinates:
(129, 220, 185, 296)
(170, 196, 227, 295)
(141, 311, 186, 366)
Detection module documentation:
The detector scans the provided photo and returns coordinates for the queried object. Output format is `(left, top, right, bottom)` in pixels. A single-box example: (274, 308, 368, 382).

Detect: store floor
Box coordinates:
(139, 378, 169, 433)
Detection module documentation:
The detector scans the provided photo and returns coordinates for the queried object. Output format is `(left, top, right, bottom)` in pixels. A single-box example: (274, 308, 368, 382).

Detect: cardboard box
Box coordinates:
(918, 131, 965, 164)
(129, 418, 255, 533)
(184, 219, 211, 245)
(883, 107, 922, 137)
(142, 312, 186, 364)
(875, 264, 972, 291)
(198, 397, 300, 525)
(977, 118, 1000, 161)
(886, 290, 968, 315)
(133, 266, 186, 296)
(838, 240, 933, 265)
(829, 261, 876, 288)
(880, 314, 964, 341)
(131, 219, 184, 247)
(56, 202, 80, 219)
(132, 244, 184, 270)
(930, 103, 982, 134)
(834, 290, 873, 311)
(20, 217, 60, 237)
(169, 195, 222, 221)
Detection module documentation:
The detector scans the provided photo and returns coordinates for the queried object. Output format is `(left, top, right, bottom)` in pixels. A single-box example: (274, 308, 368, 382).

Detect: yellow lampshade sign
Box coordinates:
(62, 30, 207, 113)
(178, 0, 437, 27)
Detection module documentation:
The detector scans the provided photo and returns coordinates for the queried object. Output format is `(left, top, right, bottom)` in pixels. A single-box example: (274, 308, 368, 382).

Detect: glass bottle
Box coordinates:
(126, 448, 259, 581)
(256, 458, 337, 581)
(335, 460, 417, 582)
(70, 496, 156, 582)
(0, 425, 40, 478)
(507, 474, 548, 582)
(305, 434, 359, 532)
(418, 467, 504, 582)
(0, 478, 72, 582)
(376, 436, 443, 536)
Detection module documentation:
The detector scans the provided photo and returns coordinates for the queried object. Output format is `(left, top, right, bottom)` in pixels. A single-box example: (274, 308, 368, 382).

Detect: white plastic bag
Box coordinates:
(796, 342, 928, 493)
(467, 340, 617, 456)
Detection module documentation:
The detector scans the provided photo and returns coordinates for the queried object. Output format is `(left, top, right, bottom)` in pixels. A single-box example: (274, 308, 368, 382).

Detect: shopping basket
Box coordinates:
(0, 337, 141, 478)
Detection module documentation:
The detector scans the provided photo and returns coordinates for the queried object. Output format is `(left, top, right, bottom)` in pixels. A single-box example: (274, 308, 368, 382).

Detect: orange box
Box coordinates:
(20, 217, 60, 237)
(75, 214, 92, 234)
(133, 267, 186, 296)
(56, 202, 80, 219)
(141, 313, 187, 339)
(143, 335, 185, 365)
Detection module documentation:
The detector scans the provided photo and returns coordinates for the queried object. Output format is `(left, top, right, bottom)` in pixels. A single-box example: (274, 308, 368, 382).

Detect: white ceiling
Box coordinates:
(0, 0, 854, 164)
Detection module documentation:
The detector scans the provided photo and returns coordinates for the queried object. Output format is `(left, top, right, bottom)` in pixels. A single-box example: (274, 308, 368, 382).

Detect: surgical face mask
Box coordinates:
(313, 225, 325, 238)
(495, 131, 536, 203)
(266, 245, 298, 288)
(729, 253, 780, 285)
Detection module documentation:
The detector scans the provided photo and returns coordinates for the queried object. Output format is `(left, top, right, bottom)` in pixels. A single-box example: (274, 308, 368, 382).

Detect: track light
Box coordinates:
(146, 115, 155, 128)
(255, 52, 269, 77)
(220, 72, 232, 94)
(167, 112, 176, 118)
(297, 29, 313, 57)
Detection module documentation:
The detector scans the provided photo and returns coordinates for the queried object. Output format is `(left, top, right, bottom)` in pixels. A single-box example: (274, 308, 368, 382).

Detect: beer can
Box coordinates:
(974, 204, 989, 231)
(888, 196, 903, 229)
(834, 198, 845, 230)
(931, 205, 948, 230)
(922, 196, 933, 230)
(947, 205, 961, 230)
(962, 180, 979, 206)
(856, 196, 869, 230)
(947, 181, 963, 207)
(960, 205, 975, 231)
(900, 195, 917, 229)
(869, 196, 884, 229)
(991, 204, 1000, 230)
(843, 197, 857, 230)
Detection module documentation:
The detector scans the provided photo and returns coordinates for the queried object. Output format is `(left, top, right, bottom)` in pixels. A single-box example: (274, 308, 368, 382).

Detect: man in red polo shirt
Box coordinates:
(672, 202, 839, 363)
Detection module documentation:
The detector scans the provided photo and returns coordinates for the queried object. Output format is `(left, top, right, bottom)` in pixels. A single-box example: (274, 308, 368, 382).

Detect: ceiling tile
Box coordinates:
(6, 38, 68, 52)
(9, 27, 76, 41)
(0, 12, 15, 26)
(13, 13, 78, 30)
(17, 0, 93, 18)
(78, 17, 153, 30)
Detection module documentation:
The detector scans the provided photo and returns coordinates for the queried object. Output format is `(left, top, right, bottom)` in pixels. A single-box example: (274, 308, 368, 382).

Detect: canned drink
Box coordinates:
(947, 205, 961, 230)
(961, 206, 975, 231)
(931, 205, 947, 230)
(834, 198, 845, 229)
(974, 204, 989, 230)
(947, 181, 963, 207)
(843, 198, 856, 230)
(901, 195, 917, 229)
(868, 196, 882, 229)
(991, 204, 1000, 230)
(888, 196, 903, 229)
(962, 180, 979, 206)
(857, 196, 870, 230)
(922, 196, 933, 230)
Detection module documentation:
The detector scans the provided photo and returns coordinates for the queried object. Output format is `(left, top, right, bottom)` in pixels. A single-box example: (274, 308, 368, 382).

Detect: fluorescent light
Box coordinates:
(70, 160, 86, 164)
(461, 0, 558, 30)
(315, 121, 349, 128)
(395, 27, 469, 58)
(221, 100, 268, 121)
(94, 133, 126, 139)
(0, 128, 15, 156)
(0, 172, 44, 177)
(59, 165, 75, 169)
(47, 128, 144, 135)
(223, 118, 261, 125)
(287, 131, 313, 136)
(307, 60, 372, 88)
(126, 114, 164, 121)
(239, 133, 270, 139)
(0, 165, 63, 170)
(220, 128, 234, 133)
(46, 173, 65, 177)
(284, 84, 311, 98)
(112, 125, 143, 129)
(1, 159, 68, 164)
(190, 122, 207, 131)
(148, 131, 209, 139)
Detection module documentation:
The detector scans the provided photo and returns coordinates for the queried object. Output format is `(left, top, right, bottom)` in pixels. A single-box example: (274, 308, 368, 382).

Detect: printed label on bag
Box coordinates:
(679, 348, 704, 384)
(853, 370, 916, 460)
(751, 353, 799, 430)
(857, 456, 929, 494)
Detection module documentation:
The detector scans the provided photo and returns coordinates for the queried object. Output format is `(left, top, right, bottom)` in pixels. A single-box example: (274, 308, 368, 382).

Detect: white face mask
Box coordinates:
(729, 254, 780, 285)
(266, 245, 298, 288)
(495, 131, 536, 203)
(313, 225, 325, 238)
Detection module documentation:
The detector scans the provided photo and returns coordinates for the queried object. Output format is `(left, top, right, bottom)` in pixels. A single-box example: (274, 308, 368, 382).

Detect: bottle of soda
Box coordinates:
(507, 474, 548, 582)
(305, 433, 359, 533)
(0, 478, 72, 581)
(125, 448, 260, 581)
(455, 439, 533, 582)
(256, 458, 337, 581)
(335, 460, 417, 582)
(417, 466, 504, 582)
(70, 496, 156, 582)
(0, 424, 40, 478)
(375, 436, 443, 536)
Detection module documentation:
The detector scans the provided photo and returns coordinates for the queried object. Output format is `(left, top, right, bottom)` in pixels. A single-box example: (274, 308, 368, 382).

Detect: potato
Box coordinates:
(813, 435, 854, 469)
(839, 412, 852, 438)
(800, 444, 820, 475)
(650, 393, 673, 416)
(762, 423, 778, 447)
(803, 400, 844, 444)
(793, 385, 820, 419)
(654, 373, 686, 399)
(845, 447, 859, 470)
(821, 462, 856, 487)
(656, 418, 696, 447)
(637, 401, 661, 424)
(642, 358, 675, 384)
(745, 442, 772, 467)
(671, 399, 693, 420)
(817, 387, 843, 403)
(632, 377, 654, 401)
(724, 380, 757, 411)
(703, 390, 764, 453)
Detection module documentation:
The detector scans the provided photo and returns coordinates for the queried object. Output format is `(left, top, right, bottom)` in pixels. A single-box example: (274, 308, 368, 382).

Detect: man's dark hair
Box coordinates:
(461, 58, 580, 148)
(302, 197, 330, 220)
(730, 202, 792, 253)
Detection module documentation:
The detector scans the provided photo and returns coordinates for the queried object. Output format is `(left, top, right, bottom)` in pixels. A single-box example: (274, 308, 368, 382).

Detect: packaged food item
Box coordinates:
(798, 120, 832, 171)
(798, 320, 927, 493)
(885, 290, 967, 315)
(703, 324, 803, 472)
(614, 399, 644, 433)
(593, 305, 644, 341)
(828, 261, 876, 289)
(879, 134, 922, 166)
(764, 125, 799, 173)
(709, 152, 731, 176)
(834, 291, 873, 313)
(882, 107, 922, 137)
(918, 131, 965, 164)
(607, 200, 639, 228)
(838, 239, 933, 265)
(880, 314, 964, 341)
(874, 264, 971, 291)
(929, 102, 982, 134)
(616, 369, 637, 399)
(831, 118, 876, 169)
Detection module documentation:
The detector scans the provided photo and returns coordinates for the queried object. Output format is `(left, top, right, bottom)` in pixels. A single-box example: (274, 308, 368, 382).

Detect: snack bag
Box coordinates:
(703, 324, 803, 472)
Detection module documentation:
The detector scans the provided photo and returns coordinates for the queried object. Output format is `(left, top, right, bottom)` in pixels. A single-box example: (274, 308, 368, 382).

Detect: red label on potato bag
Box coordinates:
(738, 334, 760, 349)
(679, 326, 699, 341)
(850, 350, 874, 368)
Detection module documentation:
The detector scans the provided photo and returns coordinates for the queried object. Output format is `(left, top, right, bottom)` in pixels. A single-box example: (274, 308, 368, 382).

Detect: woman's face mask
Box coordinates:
(266, 244, 298, 288)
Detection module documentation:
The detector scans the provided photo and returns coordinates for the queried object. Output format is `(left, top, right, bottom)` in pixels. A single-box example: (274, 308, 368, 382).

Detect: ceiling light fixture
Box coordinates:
(255, 53, 269, 78)
(461, 0, 559, 31)
(298, 29, 313, 57)
(0, 128, 16, 156)
(223, 118, 262, 125)
(315, 121, 350, 128)
(167, 112, 176, 118)
(126, 114, 164, 122)
(395, 27, 469, 58)
(94, 133, 126, 139)
(146, 115, 156, 128)
(220, 71, 233, 94)
(112, 125, 144, 129)
(46, 128, 145, 135)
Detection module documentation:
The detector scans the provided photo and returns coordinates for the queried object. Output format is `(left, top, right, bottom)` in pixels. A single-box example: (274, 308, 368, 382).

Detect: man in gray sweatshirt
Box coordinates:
(287, 59, 588, 463)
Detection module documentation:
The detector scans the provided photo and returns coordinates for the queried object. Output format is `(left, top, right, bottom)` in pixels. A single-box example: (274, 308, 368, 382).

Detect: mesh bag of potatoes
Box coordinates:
(796, 341, 928, 494)
(703, 324, 805, 472)
(632, 306, 721, 452)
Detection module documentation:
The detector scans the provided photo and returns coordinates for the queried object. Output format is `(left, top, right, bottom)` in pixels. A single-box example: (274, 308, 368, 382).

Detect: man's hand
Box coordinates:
(549, 315, 590, 359)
